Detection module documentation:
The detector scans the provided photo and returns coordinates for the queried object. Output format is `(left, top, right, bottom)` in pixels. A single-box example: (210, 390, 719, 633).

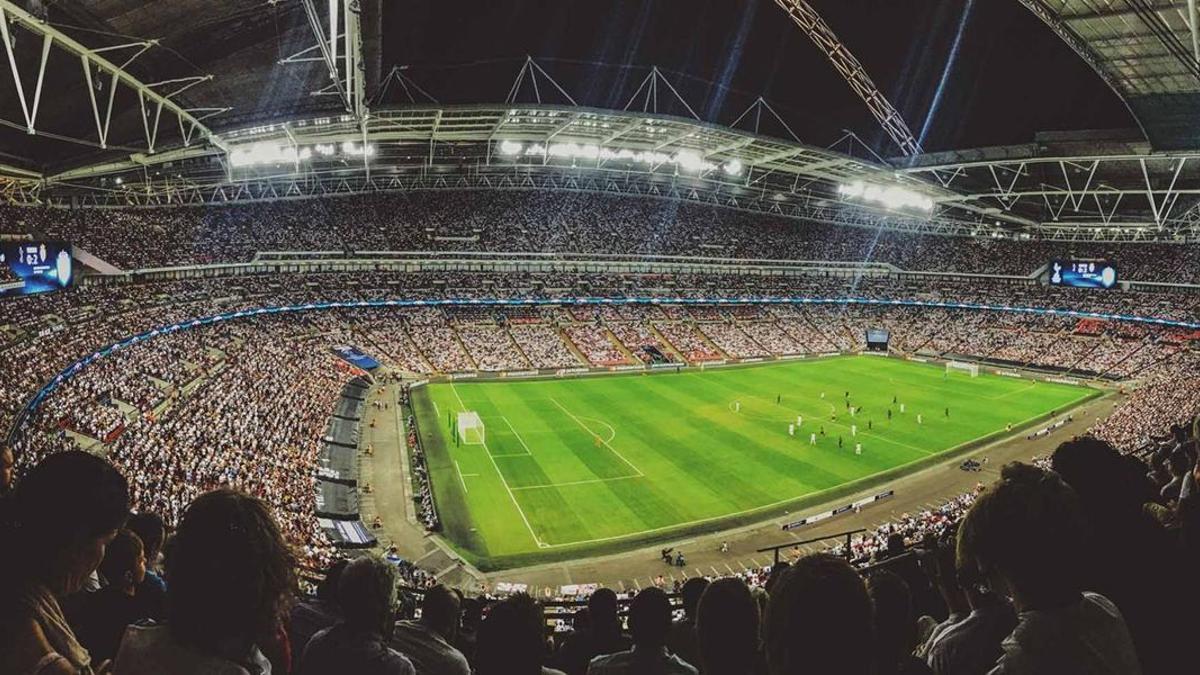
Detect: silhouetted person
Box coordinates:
(553, 588, 631, 675)
(1, 451, 129, 674)
(587, 587, 697, 674)
(957, 462, 1142, 674)
(925, 562, 1015, 675)
(1051, 437, 1183, 674)
(125, 511, 167, 618)
(71, 529, 153, 665)
(289, 558, 348, 666)
(764, 553, 873, 675)
(298, 556, 413, 675)
(114, 489, 297, 675)
(867, 571, 932, 675)
(475, 593, 564, 675)
(697, 577, 765, 675)
(391, 585, 470, 675)
(666, 577, 707, 670)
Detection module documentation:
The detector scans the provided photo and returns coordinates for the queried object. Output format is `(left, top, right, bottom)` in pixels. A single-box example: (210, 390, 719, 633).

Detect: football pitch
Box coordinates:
(411, 356, 1097, 569)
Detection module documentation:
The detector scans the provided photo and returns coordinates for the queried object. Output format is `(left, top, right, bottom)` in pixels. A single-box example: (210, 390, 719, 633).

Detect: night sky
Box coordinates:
(382, 0, 1134, 156)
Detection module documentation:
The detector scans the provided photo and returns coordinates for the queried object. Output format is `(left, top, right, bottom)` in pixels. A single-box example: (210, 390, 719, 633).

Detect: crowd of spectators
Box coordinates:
(3, 269, 1200, 457)
(9, 191, 1200, 284)
(11, 316, 366, 574)
(2, 436, 1195, 673)
(403, 385, 441, 532)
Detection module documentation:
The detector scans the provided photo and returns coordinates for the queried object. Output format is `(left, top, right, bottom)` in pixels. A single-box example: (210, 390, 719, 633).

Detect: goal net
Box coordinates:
(457, 411, 485, 445)
(946, 361, 980, 377)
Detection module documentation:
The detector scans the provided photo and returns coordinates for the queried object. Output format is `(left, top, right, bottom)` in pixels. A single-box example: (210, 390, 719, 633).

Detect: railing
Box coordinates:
(757, 528, 867, 565)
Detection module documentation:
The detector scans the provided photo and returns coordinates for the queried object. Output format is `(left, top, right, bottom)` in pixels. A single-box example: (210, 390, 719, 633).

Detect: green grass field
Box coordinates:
(412, 356, 1097, 570)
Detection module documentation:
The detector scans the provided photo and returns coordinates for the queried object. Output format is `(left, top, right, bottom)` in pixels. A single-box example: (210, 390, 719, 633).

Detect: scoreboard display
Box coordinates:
(0, 241, 74, 297)
(1049, 260, 1118, 289)
(866, 328, 889, 352)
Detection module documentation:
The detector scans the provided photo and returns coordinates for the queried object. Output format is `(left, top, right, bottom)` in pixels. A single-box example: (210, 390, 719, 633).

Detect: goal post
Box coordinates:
(456, 411, 486, 445)
(945, 360, 980, 378)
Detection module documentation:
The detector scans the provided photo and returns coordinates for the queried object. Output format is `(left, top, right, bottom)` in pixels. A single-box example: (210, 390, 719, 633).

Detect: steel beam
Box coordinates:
(0, 0, 224, 152)
(772, 0, 921, 157)
(298, 0, 367, 120)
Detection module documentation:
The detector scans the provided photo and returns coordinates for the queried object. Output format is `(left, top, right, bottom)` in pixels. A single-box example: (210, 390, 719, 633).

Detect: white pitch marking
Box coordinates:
(549, 397, 644, 477)
(449, 383, 544, 548)
(454, 461, 470, 494)
(511, 474, 642, 491)
(501, 415, 535, 456)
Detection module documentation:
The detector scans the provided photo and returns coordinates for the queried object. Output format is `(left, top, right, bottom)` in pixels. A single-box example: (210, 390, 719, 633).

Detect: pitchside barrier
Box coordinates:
(12, 294, 1174, 443)
(781, 490, 895, 531)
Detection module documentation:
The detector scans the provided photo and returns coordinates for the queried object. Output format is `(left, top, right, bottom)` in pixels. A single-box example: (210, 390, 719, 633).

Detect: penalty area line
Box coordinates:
(549, 397, 644, 478)
(450, 383, 547, 548)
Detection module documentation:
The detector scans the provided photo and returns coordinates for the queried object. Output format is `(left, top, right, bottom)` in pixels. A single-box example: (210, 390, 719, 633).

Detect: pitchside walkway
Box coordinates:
(363, 379, 1120, 596)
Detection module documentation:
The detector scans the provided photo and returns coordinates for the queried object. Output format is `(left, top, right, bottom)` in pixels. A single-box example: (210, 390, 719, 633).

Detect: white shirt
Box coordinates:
(988, 592, 1142, 675)
(587, 645, 698, 675)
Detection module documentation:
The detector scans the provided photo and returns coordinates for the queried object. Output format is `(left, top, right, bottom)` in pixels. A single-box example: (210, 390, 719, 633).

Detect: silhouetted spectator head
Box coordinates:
(867, 571, 918, 675)
(338, 556, 398, 636)
(476, 593, 547, 675)
(697, 577, 759, 675)
(12, 450, 129, 595)
(1051, 437, 1133, 510)
(126, 511, 165, 569)
(764, 553, 873, 675)
(420, 584, 461, 640)
(99, 529, 146, 592)
(628, 587, 672, 650)
(317, 557, 349, 607)
(679, 577, 709, 620)
(588, 587, 620, 634)
(0, 444, 13, 494)
(165, 489, 296, 657)
(957, 462, 1086, 609)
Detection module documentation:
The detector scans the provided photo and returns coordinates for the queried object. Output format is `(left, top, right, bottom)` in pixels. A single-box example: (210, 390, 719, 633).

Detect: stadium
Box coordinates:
(0, 1, 1194, 674)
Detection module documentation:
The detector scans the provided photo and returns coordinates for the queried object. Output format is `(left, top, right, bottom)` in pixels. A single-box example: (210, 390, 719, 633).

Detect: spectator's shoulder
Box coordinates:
(587, 650, 621, 671)
(381, 646, 416, 675)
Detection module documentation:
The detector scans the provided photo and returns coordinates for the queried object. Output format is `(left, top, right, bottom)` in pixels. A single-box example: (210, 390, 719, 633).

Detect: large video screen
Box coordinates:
(1049, 260, 1118, 289)
(0, 241, 74, 297)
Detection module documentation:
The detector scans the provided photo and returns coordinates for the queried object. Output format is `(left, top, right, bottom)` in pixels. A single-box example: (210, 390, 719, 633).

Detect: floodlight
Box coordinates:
(675, 151, 705, 172)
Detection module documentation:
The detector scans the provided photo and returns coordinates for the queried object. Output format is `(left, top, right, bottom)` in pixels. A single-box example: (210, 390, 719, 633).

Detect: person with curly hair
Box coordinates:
(957, 462, 1142, 674)
(113, 489, 297, 675)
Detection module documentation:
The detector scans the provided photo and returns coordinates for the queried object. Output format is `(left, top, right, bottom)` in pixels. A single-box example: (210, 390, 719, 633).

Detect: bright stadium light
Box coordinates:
(837, 181, 934, 213)
(508, 142, 737, 175)
(229, 142, 300, 167)
(674, 150, 706, 172)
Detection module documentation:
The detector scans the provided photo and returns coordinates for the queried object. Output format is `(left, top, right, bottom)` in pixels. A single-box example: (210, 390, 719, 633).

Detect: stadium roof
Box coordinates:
(1021, 1, 1200, 149)
(4, 0, 1200, 241)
